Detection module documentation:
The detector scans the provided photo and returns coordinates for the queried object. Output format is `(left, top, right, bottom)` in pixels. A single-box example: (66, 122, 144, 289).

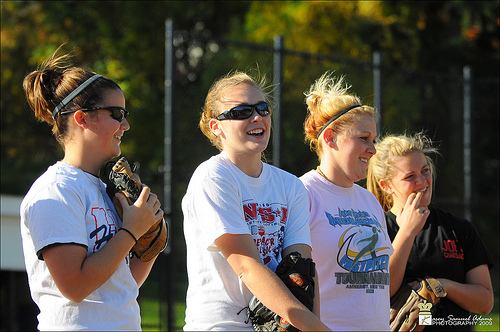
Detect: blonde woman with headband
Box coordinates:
(182, 71, 329, 331)
(367, 133, 493, 331)
(299, 72, 393, 330)
(21, 49, 163, 330)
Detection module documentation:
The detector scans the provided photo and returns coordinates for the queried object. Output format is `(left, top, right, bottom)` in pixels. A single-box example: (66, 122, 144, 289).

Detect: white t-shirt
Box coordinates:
(300, 170, 393, 331)
(182, 151, 311, 331)
(20, 161, 141, 331)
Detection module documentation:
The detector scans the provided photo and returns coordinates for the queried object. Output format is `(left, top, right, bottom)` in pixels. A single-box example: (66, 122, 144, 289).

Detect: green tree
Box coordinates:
(224, 1, 499, 202)
(1, 1, 251, 192)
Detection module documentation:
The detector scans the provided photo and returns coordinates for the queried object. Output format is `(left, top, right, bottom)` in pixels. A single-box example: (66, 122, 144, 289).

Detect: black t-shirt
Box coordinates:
(386, 207, 494, 331)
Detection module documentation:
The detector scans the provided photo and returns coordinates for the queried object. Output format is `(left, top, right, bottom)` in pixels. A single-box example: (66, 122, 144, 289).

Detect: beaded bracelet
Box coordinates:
(120, 227, 138, 244)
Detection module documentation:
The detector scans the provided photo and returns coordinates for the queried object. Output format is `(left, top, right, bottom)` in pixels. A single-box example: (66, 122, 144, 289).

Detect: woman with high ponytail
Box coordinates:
(20, 47, 163, 330)
(299, 71, 393, 330)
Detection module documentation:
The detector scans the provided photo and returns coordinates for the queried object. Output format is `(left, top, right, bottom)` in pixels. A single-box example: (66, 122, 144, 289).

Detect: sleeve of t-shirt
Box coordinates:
(193, 174, 251, 250)
(384, 212, 399, 242)
(375, 199, 394, 256)
(461, 219, 495, 272)
(282, 178, 312, 250)
(24, 181, 88, 258)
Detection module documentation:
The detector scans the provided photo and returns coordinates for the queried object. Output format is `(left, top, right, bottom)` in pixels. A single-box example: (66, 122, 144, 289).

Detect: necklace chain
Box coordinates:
(316, 166, 335, 184)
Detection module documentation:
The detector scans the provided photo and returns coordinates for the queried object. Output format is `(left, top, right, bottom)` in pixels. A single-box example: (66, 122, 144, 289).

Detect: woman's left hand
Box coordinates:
(436, 265, 493, 314)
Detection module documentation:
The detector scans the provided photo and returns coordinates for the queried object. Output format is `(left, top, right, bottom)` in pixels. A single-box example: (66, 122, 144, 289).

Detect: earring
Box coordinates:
(381, 185, 392, 194)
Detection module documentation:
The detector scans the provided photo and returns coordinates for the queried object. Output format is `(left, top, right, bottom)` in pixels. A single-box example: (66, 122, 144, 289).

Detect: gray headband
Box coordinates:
(316, 104, 362, 140)
(52, 74, 102, 119)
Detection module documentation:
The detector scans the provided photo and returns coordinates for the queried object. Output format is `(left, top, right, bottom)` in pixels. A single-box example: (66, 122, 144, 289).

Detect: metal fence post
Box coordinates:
(164, 23, 174, 249)
(463, 65, 472, 222)
(164, 18, 174, 332)
(273, 35, 284, 167)
(373, 51, 383, 135)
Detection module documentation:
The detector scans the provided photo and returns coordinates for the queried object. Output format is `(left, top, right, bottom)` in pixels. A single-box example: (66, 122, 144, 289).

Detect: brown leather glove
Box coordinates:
(390, 277, 447, 332)
(102, 157, 168, 262)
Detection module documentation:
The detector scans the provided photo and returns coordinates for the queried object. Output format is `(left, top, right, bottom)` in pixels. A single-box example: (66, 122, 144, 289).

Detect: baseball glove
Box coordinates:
(390, 277, 447, 332)
(245, 252, 316, 332)
(101, 157, 168, 262)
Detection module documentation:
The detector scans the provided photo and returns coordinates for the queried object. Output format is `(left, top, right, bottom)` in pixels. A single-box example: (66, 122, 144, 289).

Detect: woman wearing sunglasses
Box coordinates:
(21, 49, 163, 330)
(182, 71, 329, 331)
(299, 72, 393, 330)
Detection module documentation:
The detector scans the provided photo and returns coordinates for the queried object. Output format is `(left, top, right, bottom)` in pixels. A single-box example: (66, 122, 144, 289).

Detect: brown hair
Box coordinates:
(23, 47, 121, 147)
(199, 71, 269, 151)
(366, 132, 438, 212)
(303, 71, 375, 160)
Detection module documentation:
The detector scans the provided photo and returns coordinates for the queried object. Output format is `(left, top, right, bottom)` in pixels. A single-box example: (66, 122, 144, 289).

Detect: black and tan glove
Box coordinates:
(102, 157, 168, 262)
(390, 277, 447, 332)
(245, 252, 316, 332)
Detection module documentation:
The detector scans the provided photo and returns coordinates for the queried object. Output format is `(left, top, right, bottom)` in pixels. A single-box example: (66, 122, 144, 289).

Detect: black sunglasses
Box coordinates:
(59, 106, 129, 122)
(216, 102, 270, 120)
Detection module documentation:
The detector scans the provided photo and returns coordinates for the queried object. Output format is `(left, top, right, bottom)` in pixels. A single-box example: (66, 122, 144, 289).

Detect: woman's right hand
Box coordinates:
(395, 192, 430, 238)
(389, 192, 430, 296)
(116, 185, 163, 239)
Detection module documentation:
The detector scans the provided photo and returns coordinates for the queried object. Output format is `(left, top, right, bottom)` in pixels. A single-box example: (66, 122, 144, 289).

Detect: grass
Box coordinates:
(140, 297, 186, 331)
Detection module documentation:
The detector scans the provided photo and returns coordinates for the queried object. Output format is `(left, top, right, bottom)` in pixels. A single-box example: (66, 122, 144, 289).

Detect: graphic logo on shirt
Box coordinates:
(442, 239, 464, 260)
(326, 208, 391, 292)
(89, 206, 118, 252)
(244, 202, 288, 270)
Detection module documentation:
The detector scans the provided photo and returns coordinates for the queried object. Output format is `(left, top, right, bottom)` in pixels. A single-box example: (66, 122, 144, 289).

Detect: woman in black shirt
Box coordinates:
(367, 133, 493, 331)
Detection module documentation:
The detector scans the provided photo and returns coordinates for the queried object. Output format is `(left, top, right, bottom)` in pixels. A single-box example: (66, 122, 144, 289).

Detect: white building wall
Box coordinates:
(1, 195, 26, 271)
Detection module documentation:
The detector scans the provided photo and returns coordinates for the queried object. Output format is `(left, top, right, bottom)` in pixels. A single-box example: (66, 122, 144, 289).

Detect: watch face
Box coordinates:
(435, 285, 446, 297)
(426, 278, 447, 298)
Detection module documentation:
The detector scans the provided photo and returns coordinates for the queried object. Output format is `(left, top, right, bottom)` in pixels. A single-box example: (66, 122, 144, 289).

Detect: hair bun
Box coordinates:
(306, 92, 322, 113)
(42, 70, 62, 87)
(39, 70, 62, 99)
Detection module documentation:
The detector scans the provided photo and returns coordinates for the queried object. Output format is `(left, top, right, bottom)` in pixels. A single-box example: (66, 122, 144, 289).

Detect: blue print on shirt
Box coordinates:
(326, 207, 382, 228)
(325, 208, 391, 290)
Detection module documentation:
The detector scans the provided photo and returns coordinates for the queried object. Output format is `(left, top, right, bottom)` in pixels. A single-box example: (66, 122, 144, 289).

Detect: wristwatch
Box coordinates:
(425, 277, 447, 298)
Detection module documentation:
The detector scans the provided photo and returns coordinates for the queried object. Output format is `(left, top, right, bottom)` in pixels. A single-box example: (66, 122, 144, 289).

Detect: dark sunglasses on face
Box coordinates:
(216, 102, 270, 120)
(59, 106, 129, 122)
